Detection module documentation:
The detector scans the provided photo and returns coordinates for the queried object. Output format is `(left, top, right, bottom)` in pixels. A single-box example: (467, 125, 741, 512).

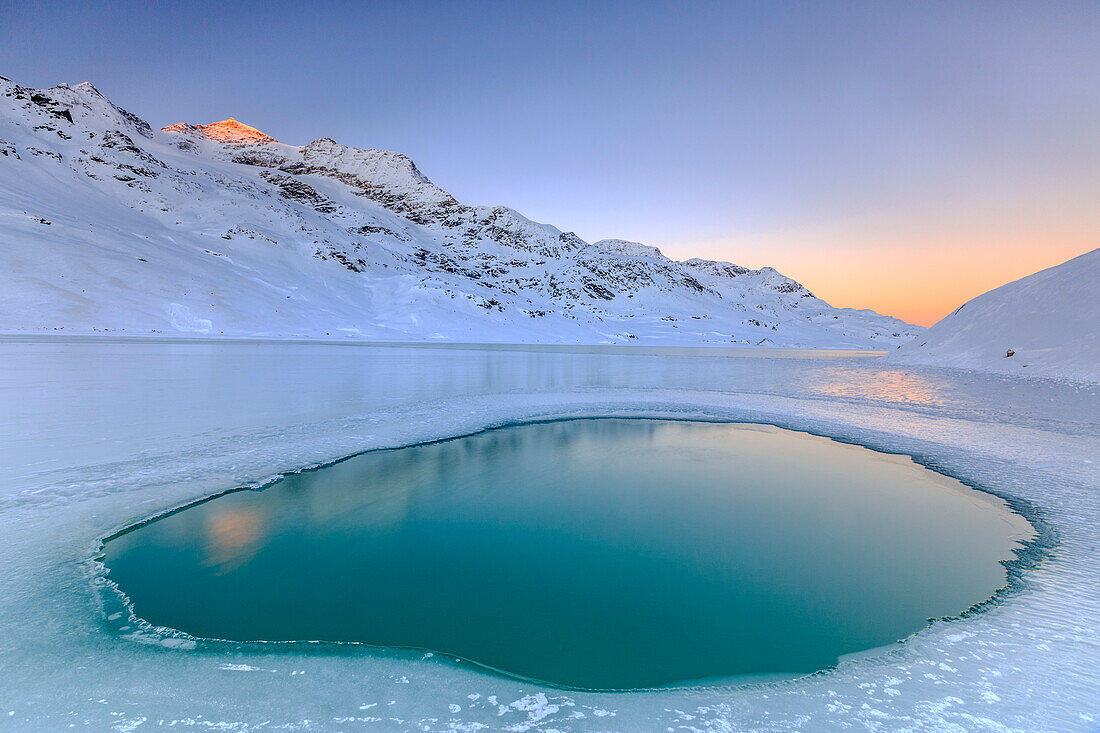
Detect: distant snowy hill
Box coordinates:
(0, 76, 920, 346)
(890, 249, 1099, 381)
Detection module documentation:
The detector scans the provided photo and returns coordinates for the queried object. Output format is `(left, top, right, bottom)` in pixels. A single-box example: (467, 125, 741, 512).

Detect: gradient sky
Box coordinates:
(3, 1, 1097, 325)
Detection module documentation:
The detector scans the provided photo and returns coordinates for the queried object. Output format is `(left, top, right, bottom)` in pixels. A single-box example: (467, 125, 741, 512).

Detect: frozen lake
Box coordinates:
(1, 337, 1097, 730)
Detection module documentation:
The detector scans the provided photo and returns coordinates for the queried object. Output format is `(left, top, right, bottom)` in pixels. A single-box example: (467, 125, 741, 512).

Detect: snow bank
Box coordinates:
(890, 249, 1099, 382)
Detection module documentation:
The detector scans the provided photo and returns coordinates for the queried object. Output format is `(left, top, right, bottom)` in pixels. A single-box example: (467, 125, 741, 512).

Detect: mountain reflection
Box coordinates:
(203, 507, 265, 572)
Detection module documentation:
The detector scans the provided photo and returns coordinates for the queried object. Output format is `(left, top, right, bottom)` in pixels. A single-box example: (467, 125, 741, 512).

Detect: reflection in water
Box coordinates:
(103, 420, 1032, 690)
(811, 367, 945, 407)
(203, 508, 265, 572)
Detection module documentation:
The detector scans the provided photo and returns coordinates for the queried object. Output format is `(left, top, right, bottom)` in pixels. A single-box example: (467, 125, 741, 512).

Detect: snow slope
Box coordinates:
(890, 249, 1099, 382)
(0, 76, 920, 346)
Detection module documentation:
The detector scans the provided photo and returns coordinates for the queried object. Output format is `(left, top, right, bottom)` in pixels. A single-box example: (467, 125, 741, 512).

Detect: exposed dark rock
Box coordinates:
(259, 171, 338, 214)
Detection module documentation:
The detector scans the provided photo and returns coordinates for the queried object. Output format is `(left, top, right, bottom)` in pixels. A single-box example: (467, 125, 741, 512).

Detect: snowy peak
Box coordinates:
(682, 259, 808, 294)
(295, 138, 456, 208)
(594, 239, 666, 259)
(301, 138, 430, 186)
(162, 118, 277, 144)
(0, 78, 155, 139)
(682, 258, 753, 279)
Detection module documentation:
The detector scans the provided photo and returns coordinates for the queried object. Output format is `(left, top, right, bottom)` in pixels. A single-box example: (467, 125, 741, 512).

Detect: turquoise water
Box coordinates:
(101, 419, 1031, 690)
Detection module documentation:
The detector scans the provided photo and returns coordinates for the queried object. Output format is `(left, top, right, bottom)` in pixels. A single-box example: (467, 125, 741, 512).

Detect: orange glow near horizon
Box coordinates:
(837, 250, 1094, 327)
(681, 231, 1097, 327)
(776, 245, 1093, 327)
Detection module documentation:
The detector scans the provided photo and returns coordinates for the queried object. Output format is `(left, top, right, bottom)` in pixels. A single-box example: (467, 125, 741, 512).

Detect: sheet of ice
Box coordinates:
(1, 337, 1097, 731)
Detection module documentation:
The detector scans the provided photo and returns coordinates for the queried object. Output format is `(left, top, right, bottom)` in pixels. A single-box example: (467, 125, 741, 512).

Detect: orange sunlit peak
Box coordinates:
(162, 117, 277, 145)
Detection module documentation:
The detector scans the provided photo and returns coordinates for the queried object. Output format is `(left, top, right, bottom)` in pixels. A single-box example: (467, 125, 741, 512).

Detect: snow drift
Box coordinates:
(890, 248, 1099, 382)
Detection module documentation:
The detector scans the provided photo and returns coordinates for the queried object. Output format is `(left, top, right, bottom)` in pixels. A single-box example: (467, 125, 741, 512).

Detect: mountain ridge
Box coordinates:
(0, 76, 920, 346)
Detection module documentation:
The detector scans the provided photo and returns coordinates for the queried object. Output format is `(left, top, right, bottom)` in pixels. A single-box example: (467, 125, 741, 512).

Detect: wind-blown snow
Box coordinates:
(891, 249, 1100, 382)
(0, 76, 919, 347)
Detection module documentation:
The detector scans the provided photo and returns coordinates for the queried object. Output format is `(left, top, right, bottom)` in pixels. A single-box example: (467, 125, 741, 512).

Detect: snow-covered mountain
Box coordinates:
(890, 249, 1099, 381)
(0, 76, 920, 346)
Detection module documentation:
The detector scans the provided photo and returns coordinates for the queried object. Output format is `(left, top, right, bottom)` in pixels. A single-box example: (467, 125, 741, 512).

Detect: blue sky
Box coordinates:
(3, 0, 1097, 323)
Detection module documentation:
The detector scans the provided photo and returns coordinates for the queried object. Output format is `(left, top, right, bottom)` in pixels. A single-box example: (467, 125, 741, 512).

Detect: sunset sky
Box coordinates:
(3, 0, 1096, 326)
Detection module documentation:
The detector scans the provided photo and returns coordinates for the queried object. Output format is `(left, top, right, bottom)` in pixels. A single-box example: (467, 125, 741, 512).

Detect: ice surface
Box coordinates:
(1, 337, 1097, 731)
